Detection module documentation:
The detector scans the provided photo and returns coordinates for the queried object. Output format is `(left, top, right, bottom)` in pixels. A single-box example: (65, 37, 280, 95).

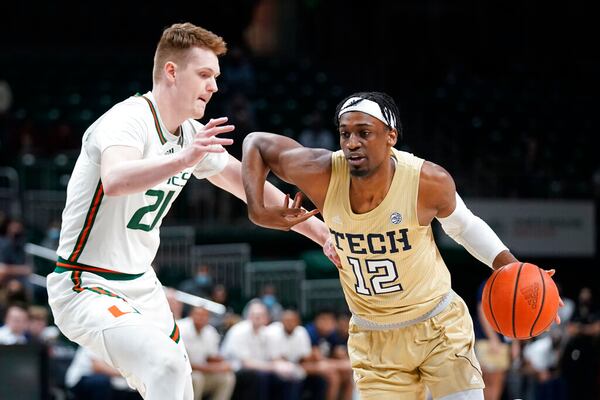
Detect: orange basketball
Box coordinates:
(481, 262, 560, 339)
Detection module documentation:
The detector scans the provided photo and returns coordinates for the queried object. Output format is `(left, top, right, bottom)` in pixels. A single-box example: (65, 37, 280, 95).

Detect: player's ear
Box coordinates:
(387, 128, 398, 146)
(164, 61, 177, 83)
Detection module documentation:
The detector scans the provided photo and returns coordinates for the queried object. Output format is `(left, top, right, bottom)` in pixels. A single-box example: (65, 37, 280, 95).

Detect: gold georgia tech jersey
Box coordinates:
(323, 148, 452, 325)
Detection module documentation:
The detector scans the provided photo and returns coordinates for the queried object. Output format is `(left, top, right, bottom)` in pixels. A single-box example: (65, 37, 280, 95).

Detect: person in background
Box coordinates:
(0, 302, 29, 344)
(243, 283, 284, 322)
(65, 346, 141, 400)
(28, 305, 60, 344)
(165, 287, 184, 321)
(179, 264, 215, 299)
(474, 281, 510, 400)
(179, 306, 235, 400)
(209, 284, 240, 335)
(303, 309, 354, 400)
(222, 301, 303, 400)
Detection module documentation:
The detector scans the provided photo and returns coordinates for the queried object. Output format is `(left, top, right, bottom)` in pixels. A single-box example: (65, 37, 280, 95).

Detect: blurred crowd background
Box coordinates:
(1, 1, 598, 399)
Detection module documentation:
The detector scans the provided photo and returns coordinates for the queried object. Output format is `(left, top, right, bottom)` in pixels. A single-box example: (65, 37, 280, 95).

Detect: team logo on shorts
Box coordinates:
(390, 212, 402, 224)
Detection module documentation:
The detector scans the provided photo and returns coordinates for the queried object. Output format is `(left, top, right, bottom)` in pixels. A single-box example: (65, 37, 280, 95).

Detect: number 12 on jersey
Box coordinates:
(348, 257, 403, 295)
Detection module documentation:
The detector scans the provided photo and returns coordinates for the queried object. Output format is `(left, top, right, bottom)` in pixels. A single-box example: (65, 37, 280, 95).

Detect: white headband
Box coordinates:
(338, 97, 396, 129)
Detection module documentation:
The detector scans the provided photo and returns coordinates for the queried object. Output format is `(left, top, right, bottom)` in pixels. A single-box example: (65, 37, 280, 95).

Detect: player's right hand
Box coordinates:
(180, 117, 234, 168)
(248, 192, 319, 231)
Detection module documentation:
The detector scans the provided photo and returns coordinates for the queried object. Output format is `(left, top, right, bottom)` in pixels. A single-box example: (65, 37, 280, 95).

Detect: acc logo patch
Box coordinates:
(390, 212, 402, 224)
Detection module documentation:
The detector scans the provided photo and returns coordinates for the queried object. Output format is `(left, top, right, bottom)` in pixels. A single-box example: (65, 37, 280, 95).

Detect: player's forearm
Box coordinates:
(241, 135, 272, 222)
(102, 153, 187, 196)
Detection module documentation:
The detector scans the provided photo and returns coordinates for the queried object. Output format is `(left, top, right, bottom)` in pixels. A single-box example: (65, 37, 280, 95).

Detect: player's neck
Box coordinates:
(151, 87, 185, 135)
(349, 158, 395, 213)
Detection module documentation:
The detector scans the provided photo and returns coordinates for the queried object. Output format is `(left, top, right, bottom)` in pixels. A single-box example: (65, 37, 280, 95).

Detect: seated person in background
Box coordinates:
(243, 283, 284, 322)
(28, 305, 60, 345)
(165, 287, 184, 321)
(209, 284, 240, 335)
(474, 281, 510, 400)
(221, 300, 303, 400)
(0, 219, 32, 283)
(266, 309, 326, 400)
(0, 302, 29, 345)
(65, 346, 140, 400)
(179, 306, 236, 400)
(304, 309, 354, 400)
(178, 264, 215, 299)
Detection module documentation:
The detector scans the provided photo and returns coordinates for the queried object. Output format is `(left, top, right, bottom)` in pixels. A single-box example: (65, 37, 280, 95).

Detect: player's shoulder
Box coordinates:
(98, 95, 151, 126)
(419, 159, 454, 188)
(418, 159, 456, 208)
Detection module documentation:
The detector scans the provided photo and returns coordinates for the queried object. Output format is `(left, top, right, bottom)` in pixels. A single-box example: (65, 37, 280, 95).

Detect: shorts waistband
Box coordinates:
(55, 257, 145, 280)
(351, 291, 455, 331)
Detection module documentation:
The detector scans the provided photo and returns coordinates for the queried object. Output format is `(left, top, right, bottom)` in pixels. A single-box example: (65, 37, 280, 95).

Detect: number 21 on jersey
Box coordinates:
(348, 257, 403, 295)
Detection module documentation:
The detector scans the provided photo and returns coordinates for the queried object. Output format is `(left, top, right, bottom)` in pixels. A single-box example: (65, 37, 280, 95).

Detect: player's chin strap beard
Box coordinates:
(338, 97, 396, 129)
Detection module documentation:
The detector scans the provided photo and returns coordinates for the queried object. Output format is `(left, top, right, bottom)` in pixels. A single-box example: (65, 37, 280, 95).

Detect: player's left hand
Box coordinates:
(251, 192, 319, 231)
(545, 269, 564, 325)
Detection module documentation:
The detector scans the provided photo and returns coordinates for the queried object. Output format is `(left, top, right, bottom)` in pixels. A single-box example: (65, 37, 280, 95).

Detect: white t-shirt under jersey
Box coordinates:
(57, 92, 228, 274)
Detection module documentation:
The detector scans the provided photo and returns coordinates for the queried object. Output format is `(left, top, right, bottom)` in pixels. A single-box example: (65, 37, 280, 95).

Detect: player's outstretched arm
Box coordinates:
(419, 161, 516, 269)
(207, 149, 330, 246)
(241, 132, 332, 234)
(101, 118, 234, 196)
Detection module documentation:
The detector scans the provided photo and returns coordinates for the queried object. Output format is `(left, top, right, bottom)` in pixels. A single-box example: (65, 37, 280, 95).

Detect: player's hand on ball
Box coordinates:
(545, 268, 564, 325)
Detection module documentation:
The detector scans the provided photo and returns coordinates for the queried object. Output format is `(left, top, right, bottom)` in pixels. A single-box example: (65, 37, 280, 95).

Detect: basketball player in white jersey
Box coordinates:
(241, 92, 562, 400)
(47, 23, 329, 400)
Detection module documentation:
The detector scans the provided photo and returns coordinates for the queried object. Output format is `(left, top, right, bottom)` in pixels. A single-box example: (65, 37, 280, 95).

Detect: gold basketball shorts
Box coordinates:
(348, 294, 484, 400)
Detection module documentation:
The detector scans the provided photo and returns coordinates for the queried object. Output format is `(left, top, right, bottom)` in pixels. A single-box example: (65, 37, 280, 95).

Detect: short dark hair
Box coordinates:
(334, 91, 403, 139)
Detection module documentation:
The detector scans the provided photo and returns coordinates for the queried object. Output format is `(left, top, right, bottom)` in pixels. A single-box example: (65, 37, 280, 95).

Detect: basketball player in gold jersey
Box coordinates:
(241, 92, 561, 400)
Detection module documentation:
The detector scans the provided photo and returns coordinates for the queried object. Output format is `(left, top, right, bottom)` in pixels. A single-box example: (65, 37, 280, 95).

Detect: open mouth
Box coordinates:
(347, 155, 366, 166)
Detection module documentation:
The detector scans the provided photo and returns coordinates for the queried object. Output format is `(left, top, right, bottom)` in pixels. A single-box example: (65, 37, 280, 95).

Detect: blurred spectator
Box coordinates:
(0, 218, 32, 284)
(179, 306, 235, 400)
(560, 287, 600, 399)
(523, 330, 568, 400)
(65, 346, 140, 400)
(209, 284, 240, 334)
(298, 110, 335, 150)
(0, 302, 29, 344)
(28, 305, 59, 345)
(474, 281, 510, 400)
(266, 309, 311, 365)
(244, 284, 284, 322)
(222, 301, 302, 400)
(165, 287, 183, 321)
(178, 264, 214, 299)
(0, 278, 30, 319)
(266, 309, 326, 400)
(41, 220, 61, 250)
(304, 309, 354, 400)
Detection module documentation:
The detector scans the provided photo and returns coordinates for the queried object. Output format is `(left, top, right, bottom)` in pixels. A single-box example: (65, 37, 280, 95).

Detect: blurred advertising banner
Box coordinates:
(437, 200, 596, 257)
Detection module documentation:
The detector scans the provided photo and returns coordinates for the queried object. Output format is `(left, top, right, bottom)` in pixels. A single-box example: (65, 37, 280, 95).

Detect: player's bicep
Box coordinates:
(276, 146, 329, 184)
(417, 161, 457, 223)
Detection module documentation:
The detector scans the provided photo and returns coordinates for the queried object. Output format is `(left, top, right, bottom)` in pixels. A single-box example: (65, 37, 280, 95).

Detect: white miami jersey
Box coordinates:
(56, 92, 228, 275)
